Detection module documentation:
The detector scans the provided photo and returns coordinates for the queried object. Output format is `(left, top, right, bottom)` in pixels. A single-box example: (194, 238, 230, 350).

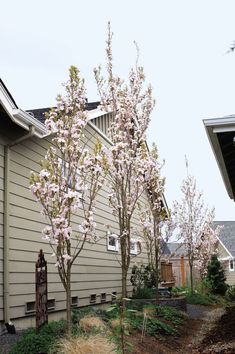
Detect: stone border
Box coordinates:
(131, 296, 187, 312)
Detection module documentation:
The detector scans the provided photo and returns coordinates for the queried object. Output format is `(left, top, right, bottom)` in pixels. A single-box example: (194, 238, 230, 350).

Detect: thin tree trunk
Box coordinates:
(66, 267, 72, 335)
(155, 222, 159, 304)
(121, 265, 127, 299)
(189, 261, 194, 295)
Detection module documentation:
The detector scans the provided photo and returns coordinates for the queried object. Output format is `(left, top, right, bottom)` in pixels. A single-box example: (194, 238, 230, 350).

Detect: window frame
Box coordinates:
(107, 232, 119, 252)
(130, 239, 138, 255)
(229, 259, 234, 272)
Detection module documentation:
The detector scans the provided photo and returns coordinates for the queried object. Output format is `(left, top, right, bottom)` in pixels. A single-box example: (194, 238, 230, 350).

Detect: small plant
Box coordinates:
(154, 305, 186, 324)
(106, 299, 135, 354)
(128, 312, 178, 337)
(226, 286, 235, 301)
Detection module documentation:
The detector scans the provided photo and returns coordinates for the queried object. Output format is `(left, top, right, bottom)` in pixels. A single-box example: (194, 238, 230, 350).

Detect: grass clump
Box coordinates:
(79, 316, 106, 333)
(56, 335, 116, 354)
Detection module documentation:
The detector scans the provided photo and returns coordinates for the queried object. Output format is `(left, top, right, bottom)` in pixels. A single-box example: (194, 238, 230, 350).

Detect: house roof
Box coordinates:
(164, 242, 187, 256)
(0, 79, 46, 138)
(204, 115, 235, 200)
(214, 221, 235, 257)
(26, 102, 100, 123)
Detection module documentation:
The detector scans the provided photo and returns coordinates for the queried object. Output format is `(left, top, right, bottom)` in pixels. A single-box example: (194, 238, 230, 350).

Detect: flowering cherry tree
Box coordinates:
(94, 24, 155, 299)
(194, 216, 221, 279)
(30, 66, 107, 333)
(173, 165, 219, 294)
(139, 144, 175, 301)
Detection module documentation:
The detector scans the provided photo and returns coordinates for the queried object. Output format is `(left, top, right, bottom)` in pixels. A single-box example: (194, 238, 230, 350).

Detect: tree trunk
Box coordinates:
(189, 262, 194, 295)
(121, 265, 127, 299)
(154, 221, 160, 304)
(66, 267, 72, 335)
(155, 240, 159, 305)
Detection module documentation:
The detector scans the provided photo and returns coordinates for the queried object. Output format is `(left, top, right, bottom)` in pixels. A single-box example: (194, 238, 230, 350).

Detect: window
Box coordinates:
(229, 260, 234, 271)
(71, 296, 78, 307)
(130, 239, 138, 255)
(90, 294, 96, 304)
(25, 301, 36, 314)
(101, 293, 106, 303)
(58, 158, 81, 192)
(107, 232, 119, 252)
(47, 299, 55, 311)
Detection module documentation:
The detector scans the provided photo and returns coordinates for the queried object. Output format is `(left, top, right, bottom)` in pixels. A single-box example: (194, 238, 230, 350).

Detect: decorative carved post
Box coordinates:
(35, 249, 48, 332)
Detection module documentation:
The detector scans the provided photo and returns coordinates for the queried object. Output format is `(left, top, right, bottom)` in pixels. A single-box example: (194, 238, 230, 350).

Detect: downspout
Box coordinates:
(4, 126, 35, 325)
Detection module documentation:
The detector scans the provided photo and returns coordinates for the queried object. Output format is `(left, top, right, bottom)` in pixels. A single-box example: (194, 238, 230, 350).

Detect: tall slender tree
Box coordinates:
(173, 161, 219, 294)
(139, 144, 174, 302)
(94, 24, 155, 298)
(30, 66, 108, 333)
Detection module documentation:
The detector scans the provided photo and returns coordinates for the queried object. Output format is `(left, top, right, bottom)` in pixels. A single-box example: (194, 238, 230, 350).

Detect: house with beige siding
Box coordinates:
(0, 79, 162, 333)
(214, 221, 235, 286)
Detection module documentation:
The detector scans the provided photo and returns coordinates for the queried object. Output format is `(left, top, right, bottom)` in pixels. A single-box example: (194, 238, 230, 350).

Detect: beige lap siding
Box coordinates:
(0, 144, 4, 321)
(7, 125, 147, 321)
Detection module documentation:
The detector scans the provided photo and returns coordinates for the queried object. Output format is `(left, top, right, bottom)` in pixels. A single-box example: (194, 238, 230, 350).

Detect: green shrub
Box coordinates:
(226, 286, 235, 301)
(171, 286, 190, 296)
(132, 287, 155, 299)
(195, 278, 212, 295)
(10, 330, 54, 354)
(186, 293, 214, 305)
(10, 321, 67, 354)
(206, 255, 228, 295)
(131, 264, 156, 292)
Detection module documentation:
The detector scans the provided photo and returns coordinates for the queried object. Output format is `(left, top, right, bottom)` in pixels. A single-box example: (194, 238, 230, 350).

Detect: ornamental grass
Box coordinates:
(56, 335, 116, 354)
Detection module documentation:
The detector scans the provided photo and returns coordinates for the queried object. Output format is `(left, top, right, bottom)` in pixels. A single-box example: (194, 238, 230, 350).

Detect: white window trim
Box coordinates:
(229, 259, 234, 272)
(107, 232, 119, 252)
(130, 239, 138, 255)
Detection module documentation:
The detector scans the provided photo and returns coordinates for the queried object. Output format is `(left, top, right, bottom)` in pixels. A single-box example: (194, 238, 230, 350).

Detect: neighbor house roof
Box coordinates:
(165, 242, 187, 256)
(214, 221, 235, 258)
(27, 102, 100, 123)
(204, 115, 235, 201)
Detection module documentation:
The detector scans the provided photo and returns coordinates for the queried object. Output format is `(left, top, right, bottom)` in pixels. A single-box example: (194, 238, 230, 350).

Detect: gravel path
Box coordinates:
(187, 304, 211, 319)
(185, 304, 226, 353)
(0, 331, 24, 354)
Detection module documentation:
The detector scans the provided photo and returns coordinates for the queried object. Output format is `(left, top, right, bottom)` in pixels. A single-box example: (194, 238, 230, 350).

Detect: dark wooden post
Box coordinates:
(35, 249, 48, 332)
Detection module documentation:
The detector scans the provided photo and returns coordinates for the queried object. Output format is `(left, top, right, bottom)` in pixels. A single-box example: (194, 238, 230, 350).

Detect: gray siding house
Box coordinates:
(0, 79, 152, 331)
(214, 221, 235, 286)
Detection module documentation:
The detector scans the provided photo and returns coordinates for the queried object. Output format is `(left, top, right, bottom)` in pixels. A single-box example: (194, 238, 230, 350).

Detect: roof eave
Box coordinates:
(203, 118, 235, 200)
(0, 80, 47, 138)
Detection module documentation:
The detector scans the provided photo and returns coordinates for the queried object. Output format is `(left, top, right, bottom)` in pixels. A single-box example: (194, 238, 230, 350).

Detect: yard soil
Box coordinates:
(130, 305, 235, 354)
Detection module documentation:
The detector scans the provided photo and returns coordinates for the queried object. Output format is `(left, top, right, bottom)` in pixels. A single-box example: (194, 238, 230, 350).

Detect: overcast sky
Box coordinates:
(2, 0, 235, 220)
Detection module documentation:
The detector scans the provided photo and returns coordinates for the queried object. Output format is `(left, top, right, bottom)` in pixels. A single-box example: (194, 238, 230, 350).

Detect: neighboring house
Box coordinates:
(163, 243, 200, 287)
(0, 79, 163, 332)
(214, 221, 235, 286)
